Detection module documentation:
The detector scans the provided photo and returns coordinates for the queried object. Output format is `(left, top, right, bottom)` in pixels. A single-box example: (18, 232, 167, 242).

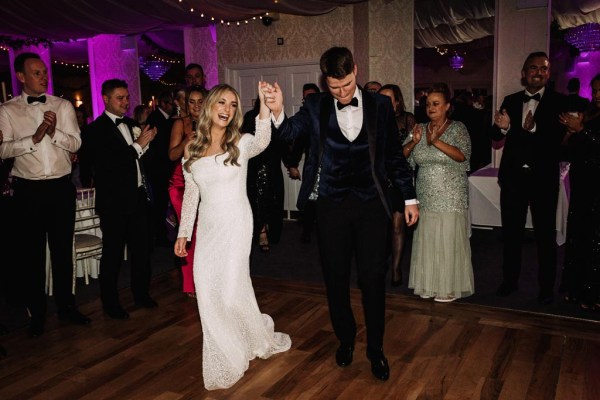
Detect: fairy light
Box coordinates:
(173, 0, 273, 27)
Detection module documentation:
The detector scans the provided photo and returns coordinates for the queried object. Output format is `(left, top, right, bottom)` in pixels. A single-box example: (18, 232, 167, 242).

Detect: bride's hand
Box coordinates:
(174, 237, 188, 257)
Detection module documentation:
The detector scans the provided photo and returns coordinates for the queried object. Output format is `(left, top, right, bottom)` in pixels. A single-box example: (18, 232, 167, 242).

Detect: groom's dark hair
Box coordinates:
(101, 79, 128, 96)
(320, 47, 355, 79)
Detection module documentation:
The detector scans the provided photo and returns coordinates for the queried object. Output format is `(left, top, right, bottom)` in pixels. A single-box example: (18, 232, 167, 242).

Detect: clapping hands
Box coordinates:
(494, 109, 510, 130)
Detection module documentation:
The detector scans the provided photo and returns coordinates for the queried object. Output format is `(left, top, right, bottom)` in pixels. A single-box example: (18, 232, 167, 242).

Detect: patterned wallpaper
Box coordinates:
(184, 26, 219, 89)
(216, 7, 355, 82)
(368, 0, 414, 112)
(216, 1, 414, 111)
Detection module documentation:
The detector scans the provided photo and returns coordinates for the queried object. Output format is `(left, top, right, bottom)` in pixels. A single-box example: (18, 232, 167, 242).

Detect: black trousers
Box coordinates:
(98, 188, 152, 310)
(12, 175, 76, 321)
(316, 194, 390, 350)
(500, 168, 559, 294)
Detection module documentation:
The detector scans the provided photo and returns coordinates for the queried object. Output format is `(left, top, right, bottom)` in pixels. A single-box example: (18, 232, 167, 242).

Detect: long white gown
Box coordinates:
(178, 117, 291, 390)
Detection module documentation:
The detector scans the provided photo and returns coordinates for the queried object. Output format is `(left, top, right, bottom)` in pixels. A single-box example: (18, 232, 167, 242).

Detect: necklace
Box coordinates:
(427, 119, 448, 134)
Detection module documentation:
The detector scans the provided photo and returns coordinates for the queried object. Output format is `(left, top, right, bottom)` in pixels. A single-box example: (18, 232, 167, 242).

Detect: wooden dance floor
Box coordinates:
(0, 270, 599, 400)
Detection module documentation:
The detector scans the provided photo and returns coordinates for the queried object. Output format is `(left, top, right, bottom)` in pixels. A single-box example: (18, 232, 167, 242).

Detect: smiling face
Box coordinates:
(17, 58, 48, 96)
(103, 87, 130, 117)
(210, 90, 238, 129)
(521, 56, 550, 93)
(426, 92, 450, 123)
(188, 90, 205, 118)
(326, 65, 358, 105)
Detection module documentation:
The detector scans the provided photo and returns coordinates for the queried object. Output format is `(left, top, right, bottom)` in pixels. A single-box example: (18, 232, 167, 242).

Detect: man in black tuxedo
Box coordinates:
(492, 52, 567, 304)
(144, 91, 174, 247)
(82, 79, 158, 319)
(265, 47, 419, 381)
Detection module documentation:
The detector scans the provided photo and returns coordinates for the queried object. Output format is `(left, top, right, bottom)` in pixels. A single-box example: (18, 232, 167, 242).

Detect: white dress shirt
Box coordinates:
(0, 91, 81, 180)
(104, 110, 146, 187)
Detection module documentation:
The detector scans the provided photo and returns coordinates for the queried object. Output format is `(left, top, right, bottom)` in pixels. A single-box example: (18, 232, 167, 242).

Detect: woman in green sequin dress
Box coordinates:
(403, 83, 474, 302)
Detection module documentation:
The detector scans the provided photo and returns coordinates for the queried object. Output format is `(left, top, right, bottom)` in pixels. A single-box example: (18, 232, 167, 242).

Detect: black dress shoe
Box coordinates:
(134, 297, 158, 309)
(496, 282, 518, 297)
(335, 344, 354, 367)
(58, 307, 91, 325)
(367, 349, 390, 381)
(28, 319, 45, 337)
(103, 307, 130, 320)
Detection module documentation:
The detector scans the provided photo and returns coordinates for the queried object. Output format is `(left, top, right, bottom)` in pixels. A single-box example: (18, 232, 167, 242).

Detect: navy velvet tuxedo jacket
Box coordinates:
(82, 113, 145, 215)
(492, 88, 567, 186)
(275, 89, 416, 217)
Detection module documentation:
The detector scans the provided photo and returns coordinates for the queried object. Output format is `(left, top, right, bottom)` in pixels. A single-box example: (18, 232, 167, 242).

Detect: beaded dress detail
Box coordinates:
(178, 117, 291, 390)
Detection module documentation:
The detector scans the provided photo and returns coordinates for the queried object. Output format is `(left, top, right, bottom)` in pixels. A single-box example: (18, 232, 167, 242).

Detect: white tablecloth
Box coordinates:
(468, 165, 569, 245)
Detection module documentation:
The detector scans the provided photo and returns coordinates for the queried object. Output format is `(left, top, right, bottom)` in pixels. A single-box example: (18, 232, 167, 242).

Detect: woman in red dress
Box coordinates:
(168, 85, 207, 297)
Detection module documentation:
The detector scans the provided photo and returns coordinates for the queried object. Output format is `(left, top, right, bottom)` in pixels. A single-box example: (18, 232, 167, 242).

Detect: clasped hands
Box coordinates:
(494, 109, 535, 132)
(410, 124, 439, 146)
(33, 111, 57, 144)
(135, 125, 158, 148)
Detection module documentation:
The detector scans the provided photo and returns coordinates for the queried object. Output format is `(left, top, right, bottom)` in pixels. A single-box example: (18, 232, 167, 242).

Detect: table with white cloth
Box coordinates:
(468, 165, 570, 245)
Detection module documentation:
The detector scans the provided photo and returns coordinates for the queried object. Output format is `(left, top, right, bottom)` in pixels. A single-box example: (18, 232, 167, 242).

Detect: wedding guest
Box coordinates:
(378, 84, 416, 286)
(184, 63, 206, 89)
(133, 104, 151, 129)
(145, 91, 175, 247)
(242, 98, 286, 252)
(285, 83, 320, 244)
(559, 73, 600, 312)
(174, 83, 290, 390)
(404, 82, 474, 302)
(168, 85, 207, 297)
(492, 52, 567, 304)
(566, 77, 590, 113)
(364, 81, 382, 94)
(82, 79, 158, 319)
(0, 52, 89, 336)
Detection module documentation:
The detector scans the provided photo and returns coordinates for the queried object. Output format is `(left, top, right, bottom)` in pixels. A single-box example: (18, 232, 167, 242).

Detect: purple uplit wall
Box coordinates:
(8, 46, 53, 97)
(88, 34, 141, 119)
(184, 26, 218, 89)
(564, 52, 600, 101)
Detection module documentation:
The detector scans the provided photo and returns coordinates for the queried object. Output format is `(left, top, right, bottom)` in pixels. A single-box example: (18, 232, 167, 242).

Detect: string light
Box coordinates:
(173, 0, 273, 27)
(52, 60, 89, 70)
(150, 54, 182, 64)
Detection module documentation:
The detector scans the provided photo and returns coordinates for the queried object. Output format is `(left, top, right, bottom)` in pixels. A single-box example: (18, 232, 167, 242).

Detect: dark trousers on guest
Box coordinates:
(12, 175, 76, 322)
(500, 168, 559, 294)
(316, 194, 390, 350)
(98, 188, 152, 310)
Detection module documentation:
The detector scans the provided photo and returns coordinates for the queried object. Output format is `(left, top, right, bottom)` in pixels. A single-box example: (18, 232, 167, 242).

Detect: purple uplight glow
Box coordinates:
(88, 35, 141, 119)
(566, 50, 600, 101)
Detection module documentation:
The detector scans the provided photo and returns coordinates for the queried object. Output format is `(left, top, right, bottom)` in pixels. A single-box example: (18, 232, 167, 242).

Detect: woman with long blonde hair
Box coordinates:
(174, 83, 291, 390)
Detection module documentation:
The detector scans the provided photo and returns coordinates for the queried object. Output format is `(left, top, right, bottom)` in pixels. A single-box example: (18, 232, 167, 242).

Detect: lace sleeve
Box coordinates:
(178, 159, 199, 241)
(243, 116, 272, 159)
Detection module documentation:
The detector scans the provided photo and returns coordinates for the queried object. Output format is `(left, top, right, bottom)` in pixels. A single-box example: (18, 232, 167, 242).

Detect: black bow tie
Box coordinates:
(522, 93, 541, 103)
(337, 97, 358, 110)
(27, 95, 46, 104)
(114, 118, 125, 126)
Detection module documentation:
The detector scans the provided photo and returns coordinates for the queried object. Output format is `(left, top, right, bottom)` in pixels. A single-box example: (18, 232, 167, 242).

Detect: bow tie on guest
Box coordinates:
(114, 118, 125, 126)
(522, 93, 541, 103)
(336, 97, 359, 110)
(27, 95, 46, 104)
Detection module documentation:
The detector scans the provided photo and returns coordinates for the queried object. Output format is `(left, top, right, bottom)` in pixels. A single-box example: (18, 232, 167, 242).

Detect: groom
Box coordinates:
(265, 47, 418, 381)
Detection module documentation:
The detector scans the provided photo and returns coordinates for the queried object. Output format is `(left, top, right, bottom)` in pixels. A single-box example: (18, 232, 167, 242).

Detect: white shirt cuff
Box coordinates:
(132, 142, 144, 157)
(271, 111, 285, 128)
(405, 199, 419, 205)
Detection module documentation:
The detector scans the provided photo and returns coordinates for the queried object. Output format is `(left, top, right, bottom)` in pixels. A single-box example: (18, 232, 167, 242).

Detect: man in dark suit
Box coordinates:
(144, 91, 174, 247)
(264, 47, 419, 381)
(492, 52, 567, 304)
(82, 79, 158, 319)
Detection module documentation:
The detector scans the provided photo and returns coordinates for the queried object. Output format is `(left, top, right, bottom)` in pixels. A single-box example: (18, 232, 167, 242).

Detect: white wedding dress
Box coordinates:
(178, 117, 291, 390)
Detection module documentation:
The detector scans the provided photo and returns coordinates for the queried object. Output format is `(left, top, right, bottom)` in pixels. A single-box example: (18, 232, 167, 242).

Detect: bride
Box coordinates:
(174, 82, 291, 390)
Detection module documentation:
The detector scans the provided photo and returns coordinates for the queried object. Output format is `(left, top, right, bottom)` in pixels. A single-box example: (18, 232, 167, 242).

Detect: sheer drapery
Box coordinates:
(0, 0, 365, 40)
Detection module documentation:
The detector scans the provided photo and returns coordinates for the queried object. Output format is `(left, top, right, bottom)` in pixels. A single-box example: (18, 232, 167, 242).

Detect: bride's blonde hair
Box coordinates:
(185, 84, 244, 171)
